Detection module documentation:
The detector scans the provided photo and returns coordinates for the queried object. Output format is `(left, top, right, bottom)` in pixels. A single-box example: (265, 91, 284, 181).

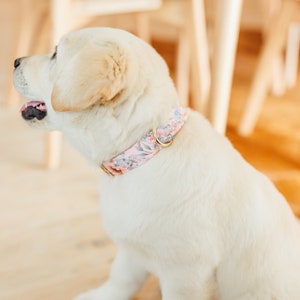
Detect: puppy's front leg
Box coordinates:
(74, 248, 148, 300)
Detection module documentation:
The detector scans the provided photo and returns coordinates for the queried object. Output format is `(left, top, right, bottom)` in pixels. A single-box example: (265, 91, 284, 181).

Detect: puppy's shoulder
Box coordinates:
(179, 109, 228, 149)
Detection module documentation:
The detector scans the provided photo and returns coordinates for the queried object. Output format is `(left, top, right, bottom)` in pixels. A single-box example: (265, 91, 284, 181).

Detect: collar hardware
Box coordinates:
(152, 127, 173, 148)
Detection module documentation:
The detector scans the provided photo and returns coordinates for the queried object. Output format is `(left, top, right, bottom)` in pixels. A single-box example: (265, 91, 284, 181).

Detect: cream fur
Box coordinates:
(14, 27, 300, 300)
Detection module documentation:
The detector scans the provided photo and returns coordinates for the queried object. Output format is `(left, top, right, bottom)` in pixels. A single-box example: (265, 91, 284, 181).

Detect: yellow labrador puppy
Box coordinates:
(14, 27, 300, 300)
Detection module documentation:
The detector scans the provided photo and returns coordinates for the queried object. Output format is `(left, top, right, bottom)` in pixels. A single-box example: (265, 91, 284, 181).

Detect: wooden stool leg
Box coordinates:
(45, 131, 63, 169)
(44, 0, 73, 169)
(189, 0, 210, 112)
(271, 54, 286, 96)
(176, 24, 191, 107)
(207, 0, 242, 134)
(285, 23, 300, 88)
(238, 0, 297, 136)
(135, 13, 151, 43)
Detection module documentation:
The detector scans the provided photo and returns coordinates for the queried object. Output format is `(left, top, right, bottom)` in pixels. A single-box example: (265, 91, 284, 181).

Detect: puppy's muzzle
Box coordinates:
(14, 57, 48, 121)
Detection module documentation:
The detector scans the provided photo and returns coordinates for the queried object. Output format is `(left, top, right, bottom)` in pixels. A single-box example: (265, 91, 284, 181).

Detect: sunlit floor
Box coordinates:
(1, 23, 300, 300)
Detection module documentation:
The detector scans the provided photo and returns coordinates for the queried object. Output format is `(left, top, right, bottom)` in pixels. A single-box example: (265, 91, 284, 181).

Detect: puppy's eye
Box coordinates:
(51, 46, 57, 60)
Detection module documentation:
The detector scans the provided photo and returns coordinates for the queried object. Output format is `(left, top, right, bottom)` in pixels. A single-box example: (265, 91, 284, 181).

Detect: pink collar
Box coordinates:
(101, 106, 188, 176)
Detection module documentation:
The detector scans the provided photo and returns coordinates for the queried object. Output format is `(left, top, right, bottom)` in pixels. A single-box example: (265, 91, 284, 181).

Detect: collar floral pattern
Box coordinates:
(101, 106, 188, 176)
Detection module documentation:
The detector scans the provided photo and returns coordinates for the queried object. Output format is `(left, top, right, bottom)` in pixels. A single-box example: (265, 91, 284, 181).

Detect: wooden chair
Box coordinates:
(238, 0, 300, 136)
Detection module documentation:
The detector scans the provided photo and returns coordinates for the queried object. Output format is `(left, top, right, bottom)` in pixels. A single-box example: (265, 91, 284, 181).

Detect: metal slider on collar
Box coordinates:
(152, 127, 173, 148)
(100, 164, 115, 177)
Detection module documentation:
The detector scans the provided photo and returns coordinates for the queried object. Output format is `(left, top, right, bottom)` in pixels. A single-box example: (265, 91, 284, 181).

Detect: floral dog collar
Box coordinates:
(101, 106, 188, 176)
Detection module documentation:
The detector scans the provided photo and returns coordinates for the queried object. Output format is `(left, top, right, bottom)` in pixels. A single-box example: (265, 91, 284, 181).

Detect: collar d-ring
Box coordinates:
(152, 127, 173, 148)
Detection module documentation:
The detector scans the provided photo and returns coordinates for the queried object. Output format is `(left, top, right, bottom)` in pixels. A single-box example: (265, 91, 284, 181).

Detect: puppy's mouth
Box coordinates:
(20, 101, 47, 120)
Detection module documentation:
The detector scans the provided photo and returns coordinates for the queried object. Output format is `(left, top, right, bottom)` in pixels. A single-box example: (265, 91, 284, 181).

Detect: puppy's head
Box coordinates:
(15, 28, 143, 125)
(13, 27, 177, 162)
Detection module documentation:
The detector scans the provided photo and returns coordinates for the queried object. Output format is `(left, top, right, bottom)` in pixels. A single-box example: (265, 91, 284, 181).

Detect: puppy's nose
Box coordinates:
(14, 58, 22, 69)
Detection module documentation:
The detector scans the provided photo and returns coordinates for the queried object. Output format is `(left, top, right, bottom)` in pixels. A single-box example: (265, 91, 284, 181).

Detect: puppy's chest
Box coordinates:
(99, 182, 183, 260)
(100, 192, 157, 244)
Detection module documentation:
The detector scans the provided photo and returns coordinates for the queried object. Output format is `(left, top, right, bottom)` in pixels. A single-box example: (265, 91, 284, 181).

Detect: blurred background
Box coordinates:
(1, 0, 300, 299)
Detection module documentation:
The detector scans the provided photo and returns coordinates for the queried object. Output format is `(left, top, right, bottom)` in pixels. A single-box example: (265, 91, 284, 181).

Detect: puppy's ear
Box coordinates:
(51, 45, 126, 112)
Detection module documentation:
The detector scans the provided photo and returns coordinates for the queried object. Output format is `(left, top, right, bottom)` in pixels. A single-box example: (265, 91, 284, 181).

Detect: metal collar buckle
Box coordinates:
(152, 127, 173, 148)
(100, 164, 115, 177)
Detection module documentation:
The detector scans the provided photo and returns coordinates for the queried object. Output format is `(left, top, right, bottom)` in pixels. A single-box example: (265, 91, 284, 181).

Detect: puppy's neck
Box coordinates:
(100, 106, 187, 177)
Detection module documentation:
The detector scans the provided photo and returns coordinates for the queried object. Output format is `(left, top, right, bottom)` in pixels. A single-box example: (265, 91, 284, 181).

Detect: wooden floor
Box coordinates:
(1, 5, 300, 300)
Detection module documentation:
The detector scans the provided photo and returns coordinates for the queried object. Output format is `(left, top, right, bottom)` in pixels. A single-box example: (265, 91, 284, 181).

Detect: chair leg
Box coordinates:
(175, 23, 190, 107)
(188, 0, 210, 112)
(45, 131, 63, 169)
(207, 0, 242, 134)
(285, 22, 300, 88)
(238, 0, 298, 136)
(135, 13, 151, 43)
(271, 54, 286, 96)
(44, 0, 75, 169)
